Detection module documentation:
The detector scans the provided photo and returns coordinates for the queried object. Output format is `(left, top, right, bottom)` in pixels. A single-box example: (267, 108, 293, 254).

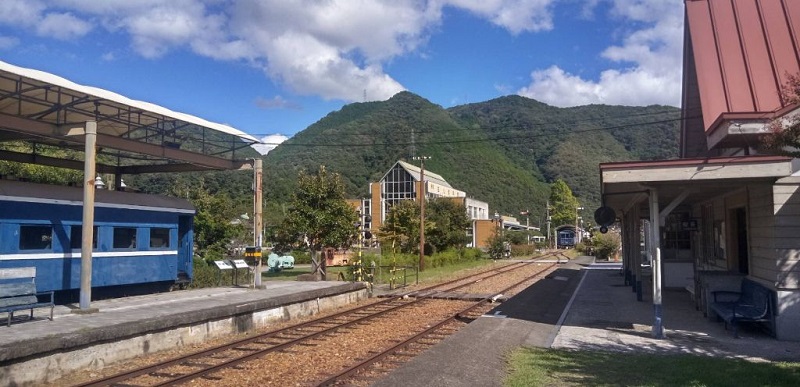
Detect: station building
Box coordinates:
(351, 160, 535, 250)
(599, 0, 800, 340)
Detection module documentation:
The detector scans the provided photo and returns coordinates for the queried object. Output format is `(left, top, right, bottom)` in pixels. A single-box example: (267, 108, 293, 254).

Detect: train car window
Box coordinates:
(113, 227, 137, 249)
(70, 226, 98, 249)
(19, 225, 53, 250)
(150, 228, 170, 248)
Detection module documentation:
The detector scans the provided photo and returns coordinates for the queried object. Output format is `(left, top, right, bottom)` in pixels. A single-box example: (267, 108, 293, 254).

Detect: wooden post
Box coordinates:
(414, 156, 430, 271)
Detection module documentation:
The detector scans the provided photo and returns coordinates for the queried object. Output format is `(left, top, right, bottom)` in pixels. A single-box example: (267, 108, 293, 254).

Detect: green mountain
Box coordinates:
(262, 92, 681, 225)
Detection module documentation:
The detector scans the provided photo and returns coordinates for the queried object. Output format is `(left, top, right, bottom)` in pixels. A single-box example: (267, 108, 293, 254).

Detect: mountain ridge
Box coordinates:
(262, 91, 681, 224)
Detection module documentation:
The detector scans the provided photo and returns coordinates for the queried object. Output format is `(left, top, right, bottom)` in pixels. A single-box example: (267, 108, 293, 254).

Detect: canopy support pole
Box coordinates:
(79, 121, 99, 313)
(649, 188, 663, 338)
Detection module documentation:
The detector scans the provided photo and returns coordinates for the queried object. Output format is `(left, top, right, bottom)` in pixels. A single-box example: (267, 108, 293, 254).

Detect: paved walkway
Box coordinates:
(553, 263, 800, 362)
(373, 257, 800, 387)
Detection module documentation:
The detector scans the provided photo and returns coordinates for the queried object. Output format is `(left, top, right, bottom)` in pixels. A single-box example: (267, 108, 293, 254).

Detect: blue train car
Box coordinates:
(557, 228, 575, 249)
(0, 180, 194, 299)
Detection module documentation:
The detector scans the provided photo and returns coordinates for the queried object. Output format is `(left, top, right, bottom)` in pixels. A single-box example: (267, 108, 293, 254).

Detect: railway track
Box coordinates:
(76, 254, 563, 387)
(315, 262, 556, 386)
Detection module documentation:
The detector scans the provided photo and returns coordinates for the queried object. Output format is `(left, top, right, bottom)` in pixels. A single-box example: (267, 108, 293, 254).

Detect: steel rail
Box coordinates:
(314, 262, 557, 386)
(148, 261, 538, 386)
(76, 258, 548, 387)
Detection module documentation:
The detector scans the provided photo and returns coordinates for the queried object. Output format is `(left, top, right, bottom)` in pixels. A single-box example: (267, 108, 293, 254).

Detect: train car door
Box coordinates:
(178, 215, 194, 281)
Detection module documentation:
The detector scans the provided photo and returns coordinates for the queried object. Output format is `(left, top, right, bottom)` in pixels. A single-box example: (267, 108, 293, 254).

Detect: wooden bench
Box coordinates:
(0, 267, 54, 326)
(709, 278, 772, 338)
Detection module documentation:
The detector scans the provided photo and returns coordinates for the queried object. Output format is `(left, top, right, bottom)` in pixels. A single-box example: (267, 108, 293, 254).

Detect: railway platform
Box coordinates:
(373, 256, 800, 387)
(0, 280, 368, 386)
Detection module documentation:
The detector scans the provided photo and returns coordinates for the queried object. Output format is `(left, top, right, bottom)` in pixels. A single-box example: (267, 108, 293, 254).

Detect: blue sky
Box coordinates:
(0, 0, 683, 154)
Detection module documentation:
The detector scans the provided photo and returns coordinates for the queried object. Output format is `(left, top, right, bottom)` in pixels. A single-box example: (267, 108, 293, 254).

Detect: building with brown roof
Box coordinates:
(599, 0, 800, 340)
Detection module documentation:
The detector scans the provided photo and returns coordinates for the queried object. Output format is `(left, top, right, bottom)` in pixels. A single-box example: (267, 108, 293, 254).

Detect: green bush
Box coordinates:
(290, 250, 311, 264)
(591, 231, 621, 260)
(190, 257, 222, 288)
(510, 244, 536, 257)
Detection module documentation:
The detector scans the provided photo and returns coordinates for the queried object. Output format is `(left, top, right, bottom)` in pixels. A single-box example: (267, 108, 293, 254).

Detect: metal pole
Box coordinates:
(254, 159, 264, 287)
(649, 188, 664, 338)
(419, 159, 426, 272)
(79, 121, 97, 311)
(546, 201, 551, 249)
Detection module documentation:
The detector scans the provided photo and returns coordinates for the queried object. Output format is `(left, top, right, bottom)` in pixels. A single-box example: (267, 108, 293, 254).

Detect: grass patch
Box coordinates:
(505, 347, 800, 387)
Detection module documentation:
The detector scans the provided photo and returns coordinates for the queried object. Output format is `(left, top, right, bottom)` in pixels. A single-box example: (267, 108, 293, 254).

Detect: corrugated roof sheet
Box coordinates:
(395, 160, 452, 188)
(685, 0, 800, 132)
(0, 60, 259, 143)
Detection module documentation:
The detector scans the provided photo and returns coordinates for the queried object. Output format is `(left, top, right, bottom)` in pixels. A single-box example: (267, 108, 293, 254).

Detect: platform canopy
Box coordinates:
(0, 60, 260, 174)
(600, 155, 798, 214)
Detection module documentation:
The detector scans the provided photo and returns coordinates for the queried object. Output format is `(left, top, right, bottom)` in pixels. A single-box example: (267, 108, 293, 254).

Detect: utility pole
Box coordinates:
(546, 201, 551, 250)
(413, 156, 430, 271)
(520, 210, 530, 244)
(575, 205, 584, 248)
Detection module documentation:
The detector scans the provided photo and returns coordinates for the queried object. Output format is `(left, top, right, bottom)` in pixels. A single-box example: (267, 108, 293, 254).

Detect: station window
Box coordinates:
(113, 227, 137, 249)
(150, 228, 170, 248)
(70, 226, 98, 250)
(19, 225, 52, 250)
(664, 213, 691, 250)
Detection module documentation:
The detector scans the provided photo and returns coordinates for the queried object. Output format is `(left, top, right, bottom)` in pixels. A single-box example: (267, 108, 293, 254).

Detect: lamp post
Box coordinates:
(520, 210, 530, 244)
(413, 156, 430, 271)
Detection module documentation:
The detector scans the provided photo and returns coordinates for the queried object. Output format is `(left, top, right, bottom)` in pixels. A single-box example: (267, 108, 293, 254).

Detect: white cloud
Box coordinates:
(101, 51, 116, 61)
(36, 12, 92, 40)
(252, 134, 289, 155)
(0, 1, 91, 40)
(10, 0, 559, 103)
(441, 0, 556, 34)
(255, 96, 302, 111)
(0, 0, 44, 27)
(517, 0, 684, 107)
(0, 36, 20, 50)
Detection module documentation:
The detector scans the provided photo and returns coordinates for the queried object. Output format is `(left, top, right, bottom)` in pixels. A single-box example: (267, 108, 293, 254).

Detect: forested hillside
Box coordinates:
(2, 91, 680, 230)
(261, 92, 680, 225)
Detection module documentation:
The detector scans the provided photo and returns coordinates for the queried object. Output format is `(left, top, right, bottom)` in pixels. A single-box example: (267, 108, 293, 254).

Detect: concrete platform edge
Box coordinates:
(0, 282, 365, 364)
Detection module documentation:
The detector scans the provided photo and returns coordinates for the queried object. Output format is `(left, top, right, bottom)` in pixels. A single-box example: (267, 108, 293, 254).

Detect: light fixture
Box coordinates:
(95, 175, 105, 189)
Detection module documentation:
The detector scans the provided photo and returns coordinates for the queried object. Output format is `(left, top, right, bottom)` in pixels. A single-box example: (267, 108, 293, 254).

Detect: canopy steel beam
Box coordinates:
(0, 113, 247, 170)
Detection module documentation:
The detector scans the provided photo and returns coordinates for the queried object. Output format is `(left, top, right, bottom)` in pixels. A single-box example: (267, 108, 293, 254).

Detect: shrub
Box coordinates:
(190, 257, 223, 288)
(510, 244, 536, 257)
(591, 231, 621, 260)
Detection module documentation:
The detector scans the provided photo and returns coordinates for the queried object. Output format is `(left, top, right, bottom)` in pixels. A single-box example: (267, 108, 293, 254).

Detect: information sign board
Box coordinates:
(213, 260, 234, 270)
(231, 259, 249, 269)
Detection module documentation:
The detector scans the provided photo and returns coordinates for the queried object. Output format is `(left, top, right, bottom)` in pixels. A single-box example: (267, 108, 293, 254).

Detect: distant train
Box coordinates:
(557, 228, 576, 249)
(0, 180, 194, 300)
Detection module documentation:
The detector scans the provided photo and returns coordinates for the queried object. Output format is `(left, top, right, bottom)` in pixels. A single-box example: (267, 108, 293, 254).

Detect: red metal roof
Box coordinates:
(685, 0, 800, 132)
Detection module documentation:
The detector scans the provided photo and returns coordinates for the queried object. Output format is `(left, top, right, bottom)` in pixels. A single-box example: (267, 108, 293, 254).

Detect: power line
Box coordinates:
(256, 115, 699, 148)
(245, 107, 684, 139)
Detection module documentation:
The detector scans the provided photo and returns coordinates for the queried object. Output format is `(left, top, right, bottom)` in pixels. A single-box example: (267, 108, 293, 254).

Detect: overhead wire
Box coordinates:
(243, 107, 683, 140)
(254, 114, 700, 148)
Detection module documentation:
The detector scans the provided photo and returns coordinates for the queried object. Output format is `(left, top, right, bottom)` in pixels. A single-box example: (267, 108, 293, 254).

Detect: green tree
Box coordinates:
(192, 189, 247, 260)
(425, 198, 471, 253)
(377, 200, 419, 254)
(549, 179, 580, 227)
(277, 166, 358, 277)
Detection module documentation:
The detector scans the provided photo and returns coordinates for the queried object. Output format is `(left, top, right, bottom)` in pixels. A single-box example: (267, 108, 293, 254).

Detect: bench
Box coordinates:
(709, 278, 772, 338)
(0, 267, 54, 326)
